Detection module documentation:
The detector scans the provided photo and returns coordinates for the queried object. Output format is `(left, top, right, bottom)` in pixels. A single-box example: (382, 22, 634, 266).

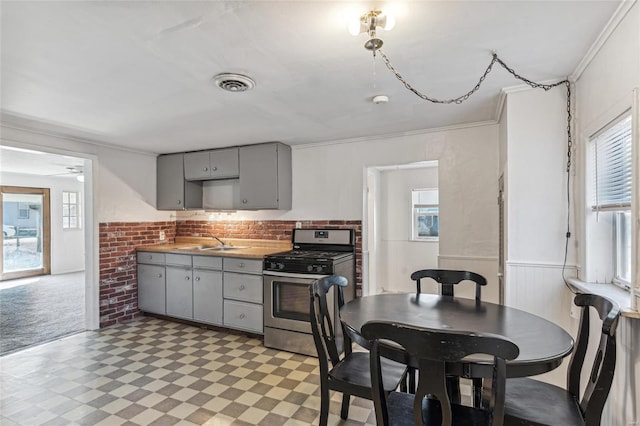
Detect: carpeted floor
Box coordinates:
(0, 272, 85, 355)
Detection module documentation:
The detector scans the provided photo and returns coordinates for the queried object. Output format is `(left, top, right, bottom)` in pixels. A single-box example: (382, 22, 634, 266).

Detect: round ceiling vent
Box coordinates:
(212, 73, 256, 92)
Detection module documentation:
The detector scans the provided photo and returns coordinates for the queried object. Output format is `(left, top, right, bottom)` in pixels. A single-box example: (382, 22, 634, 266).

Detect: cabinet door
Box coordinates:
(239, 144, 279, 209)
(166, 267, 193, 319)
(158, 153, 202, 210)
(137, 264, 166, 314)
(157, 154, 187, 210)
(193, 269, 223, 325)
(210, 147, 239, 179)
(184, 151, 211, 180)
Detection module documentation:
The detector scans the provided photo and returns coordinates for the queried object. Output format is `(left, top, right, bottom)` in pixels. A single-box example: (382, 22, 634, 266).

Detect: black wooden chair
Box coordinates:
(504, 293, 620, 426)
(309, 275, 408, 426)
(410, 269, 487, 301)
(363, 321, 520, 426)
(409, 269, 488, 401)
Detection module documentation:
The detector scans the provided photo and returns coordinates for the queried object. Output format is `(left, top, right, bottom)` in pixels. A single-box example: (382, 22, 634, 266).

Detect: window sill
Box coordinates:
(567, 278, 640, 319)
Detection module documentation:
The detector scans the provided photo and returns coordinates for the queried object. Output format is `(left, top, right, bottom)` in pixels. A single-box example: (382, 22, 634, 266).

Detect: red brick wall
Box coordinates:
(176, 220, 363, 292)
(99, 221, 176, 327)
(98, 219, 362, 328)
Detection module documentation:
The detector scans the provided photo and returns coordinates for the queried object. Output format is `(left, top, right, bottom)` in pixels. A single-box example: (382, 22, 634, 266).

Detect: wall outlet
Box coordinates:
(295, 221, 302, 229)
(159, 231, 165, 241)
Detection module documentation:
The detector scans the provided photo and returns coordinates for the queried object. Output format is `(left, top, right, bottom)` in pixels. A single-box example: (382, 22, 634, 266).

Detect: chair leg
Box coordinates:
(472, 378, 483, 408)
(409, 367, 417, 394)
(340, 393, 350, 420)
(446, 376, 461, 404)
(320, 386, 330, 426)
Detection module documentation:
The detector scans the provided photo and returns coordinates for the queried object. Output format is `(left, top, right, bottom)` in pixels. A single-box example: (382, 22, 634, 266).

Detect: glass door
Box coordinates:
(1, 186, 51, 280)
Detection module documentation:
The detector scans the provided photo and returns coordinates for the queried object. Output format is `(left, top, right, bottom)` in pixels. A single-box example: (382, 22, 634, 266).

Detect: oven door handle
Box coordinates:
(263, 270, 329, 280)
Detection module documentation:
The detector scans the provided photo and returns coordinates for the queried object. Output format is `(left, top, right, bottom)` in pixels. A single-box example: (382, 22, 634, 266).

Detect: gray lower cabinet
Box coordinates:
(166, 266, 193, 319)
(223, 258, 263, 333)
(193, 268, 223, 326)
(137, 263, 166, 315)
(137, 252, 262, 334)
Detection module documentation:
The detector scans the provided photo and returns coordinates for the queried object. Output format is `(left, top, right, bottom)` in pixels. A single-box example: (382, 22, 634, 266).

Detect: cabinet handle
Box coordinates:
(185, 276, 190, 281)
(242, 199, 248, 204)
(212, 166, 217, 171)
(203, 167, 208, 172)
(177, 200, 182, 205)
(239, 284, 245, 291)
(239, 262, 245, 268)
(239, 313, 245, 319)
(157, 273, 163, 278)
(195, 276, 200, 281)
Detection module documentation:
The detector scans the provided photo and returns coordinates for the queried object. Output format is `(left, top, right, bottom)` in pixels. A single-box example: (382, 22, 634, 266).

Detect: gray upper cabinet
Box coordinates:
(184, 148, 239, 181)
(157, 153, 202, 210)
(239, 143, 291, 210)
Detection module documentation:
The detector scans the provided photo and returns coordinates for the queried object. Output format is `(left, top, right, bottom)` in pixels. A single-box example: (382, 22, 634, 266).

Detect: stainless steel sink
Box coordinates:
(200, 245, 249, 251)
(177, 245, 249, 251)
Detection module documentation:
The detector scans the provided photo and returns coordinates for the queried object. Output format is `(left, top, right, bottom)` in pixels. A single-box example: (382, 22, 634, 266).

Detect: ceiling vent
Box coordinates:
(212, 73, 256, 92)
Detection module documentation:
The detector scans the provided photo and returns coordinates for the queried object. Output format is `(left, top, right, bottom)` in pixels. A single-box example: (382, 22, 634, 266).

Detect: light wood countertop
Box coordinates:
(138, 237, 292, 260)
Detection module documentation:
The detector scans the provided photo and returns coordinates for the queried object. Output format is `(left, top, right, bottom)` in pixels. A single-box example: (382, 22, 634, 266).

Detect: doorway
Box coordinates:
(364, 161, 439, 295)
(1, 186, 51, 280)
(0, 145, 93, 354)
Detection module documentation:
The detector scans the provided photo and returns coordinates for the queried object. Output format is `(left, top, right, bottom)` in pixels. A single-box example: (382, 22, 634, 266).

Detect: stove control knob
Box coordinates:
(277, 263, 285, 270)
(307, 265, 314, 272)
(315, 265, 324, 273)
(268, 262, 276, 270)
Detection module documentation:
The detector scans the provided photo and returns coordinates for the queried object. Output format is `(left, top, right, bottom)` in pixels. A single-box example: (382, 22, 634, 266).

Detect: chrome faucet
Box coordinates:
(211, 235, 228, 246)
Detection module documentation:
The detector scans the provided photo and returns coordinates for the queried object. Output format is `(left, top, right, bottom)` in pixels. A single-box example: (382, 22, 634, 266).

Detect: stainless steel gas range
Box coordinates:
(263, 228, 355, 356)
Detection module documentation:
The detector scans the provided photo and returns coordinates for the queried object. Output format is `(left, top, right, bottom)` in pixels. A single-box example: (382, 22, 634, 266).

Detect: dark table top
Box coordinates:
(340, 293, 574, 378)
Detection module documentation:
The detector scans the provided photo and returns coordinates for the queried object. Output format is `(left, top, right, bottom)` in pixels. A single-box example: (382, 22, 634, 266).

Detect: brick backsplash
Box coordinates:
(99, 221, 176, 327)
(98, 219, 362, 328)
(176, 220, 363, 292)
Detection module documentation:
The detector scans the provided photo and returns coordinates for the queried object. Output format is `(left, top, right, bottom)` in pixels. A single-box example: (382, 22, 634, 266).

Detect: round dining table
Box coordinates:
(339, 293, 574, 379)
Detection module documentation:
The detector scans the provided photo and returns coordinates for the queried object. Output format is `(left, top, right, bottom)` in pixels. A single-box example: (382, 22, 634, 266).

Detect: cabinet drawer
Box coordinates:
(223, 258, 262, 274)
(223, 300, 263, 334)
(193, 255, 222, 270)
(165, 254, 192, 267)
(137, 251, 165, 265)
(223, 272, 263, 303)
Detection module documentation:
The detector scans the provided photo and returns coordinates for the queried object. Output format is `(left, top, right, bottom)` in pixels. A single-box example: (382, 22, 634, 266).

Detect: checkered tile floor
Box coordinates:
(1, 317, 376, 425)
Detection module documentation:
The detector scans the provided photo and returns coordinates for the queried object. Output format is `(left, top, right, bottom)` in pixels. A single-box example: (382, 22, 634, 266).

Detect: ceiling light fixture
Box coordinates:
(349, 10, 395, 55)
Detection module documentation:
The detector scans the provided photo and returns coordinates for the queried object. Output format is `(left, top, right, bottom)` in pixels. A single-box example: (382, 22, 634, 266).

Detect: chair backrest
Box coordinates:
(309, 275, 349, 371)
(363, 321, 519, 426)
(410, 269, 487, 301)
(566, 293, 620, 425)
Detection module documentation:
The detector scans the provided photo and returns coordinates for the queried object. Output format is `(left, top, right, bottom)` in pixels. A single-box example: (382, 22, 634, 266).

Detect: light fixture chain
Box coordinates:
(377, 50, 573, 174)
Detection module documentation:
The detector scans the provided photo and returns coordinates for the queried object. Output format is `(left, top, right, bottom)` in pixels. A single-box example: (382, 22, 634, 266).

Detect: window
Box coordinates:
(589, 112, 632, 287)
(62, 191, 80, 229)
(18, 203, 29, 219)
(411, 189, 438, 240)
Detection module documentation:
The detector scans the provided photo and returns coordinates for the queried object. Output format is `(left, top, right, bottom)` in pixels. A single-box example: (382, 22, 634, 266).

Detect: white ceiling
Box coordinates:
(0, 1, 622, 156)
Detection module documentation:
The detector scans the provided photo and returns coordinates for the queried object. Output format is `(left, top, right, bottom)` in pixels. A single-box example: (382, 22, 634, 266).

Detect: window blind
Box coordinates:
(592, 113, 632, 210)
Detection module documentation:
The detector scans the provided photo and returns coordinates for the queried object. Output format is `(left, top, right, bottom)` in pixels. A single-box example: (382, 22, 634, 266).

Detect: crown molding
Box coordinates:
(1, 115, 155, 157)
(571, 0, 638, 81)
(292, 120, 498, 150)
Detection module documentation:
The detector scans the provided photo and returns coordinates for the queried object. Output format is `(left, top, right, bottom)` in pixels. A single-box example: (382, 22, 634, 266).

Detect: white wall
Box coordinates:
(0, 171, 84, 274)
(378, 166, 439, 293)
(574, 3, 639, 425)
(1, 125, 172, 223)
(502, 85, 577, 387)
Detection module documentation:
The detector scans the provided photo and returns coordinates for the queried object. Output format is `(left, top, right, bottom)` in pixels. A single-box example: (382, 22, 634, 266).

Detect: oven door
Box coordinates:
(263, 271, 333, 334)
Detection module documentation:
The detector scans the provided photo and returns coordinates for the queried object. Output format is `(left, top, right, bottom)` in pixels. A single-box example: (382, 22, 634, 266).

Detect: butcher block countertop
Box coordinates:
(138, 237, 292, 260)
